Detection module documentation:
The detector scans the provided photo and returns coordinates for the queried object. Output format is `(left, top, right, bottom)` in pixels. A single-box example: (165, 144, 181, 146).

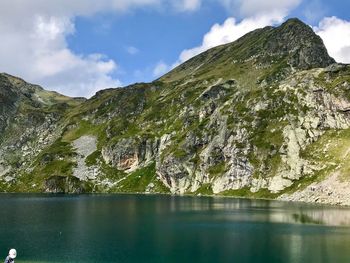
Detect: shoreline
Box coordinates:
(0, 191, 349, 209)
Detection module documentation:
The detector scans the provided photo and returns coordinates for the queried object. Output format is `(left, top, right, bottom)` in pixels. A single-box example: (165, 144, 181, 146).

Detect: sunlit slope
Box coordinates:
(2, 18, 350, 205)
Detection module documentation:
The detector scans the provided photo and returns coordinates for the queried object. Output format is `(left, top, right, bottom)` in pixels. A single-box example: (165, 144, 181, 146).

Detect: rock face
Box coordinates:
(102, 137, 159, 171)
(73, 135, 98, 180)
(263, 18, 335, 69)
(1, 18, 350, 205)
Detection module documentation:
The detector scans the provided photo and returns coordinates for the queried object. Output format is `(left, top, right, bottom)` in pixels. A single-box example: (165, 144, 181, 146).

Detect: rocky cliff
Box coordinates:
(1, 18, 350, 205)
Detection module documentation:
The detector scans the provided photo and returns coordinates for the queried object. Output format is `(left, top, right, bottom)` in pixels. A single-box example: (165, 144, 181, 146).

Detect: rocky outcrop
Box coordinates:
(90, 64, 350, 200)
(279, 171, 350, 206)
(264, 18, 335, 69)
(3, 18, 350, 206)
(102, 137, 160, 172)
(157, 154, 192, 194)
(44, 175, 91, 194)
(73, 135, 99, 180)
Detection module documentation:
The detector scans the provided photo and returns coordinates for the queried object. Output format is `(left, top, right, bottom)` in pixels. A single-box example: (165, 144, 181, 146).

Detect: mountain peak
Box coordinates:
(263, 17, 335, 69)
(160, 18, 335, 83)
(281, 17, 307, 26)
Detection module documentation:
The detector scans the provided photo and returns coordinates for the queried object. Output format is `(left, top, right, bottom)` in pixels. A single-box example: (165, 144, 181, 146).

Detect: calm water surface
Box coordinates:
(1, 194, 350, 263)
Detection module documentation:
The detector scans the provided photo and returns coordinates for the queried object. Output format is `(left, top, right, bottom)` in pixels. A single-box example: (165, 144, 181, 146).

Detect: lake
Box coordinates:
(0, 194, 350, 263)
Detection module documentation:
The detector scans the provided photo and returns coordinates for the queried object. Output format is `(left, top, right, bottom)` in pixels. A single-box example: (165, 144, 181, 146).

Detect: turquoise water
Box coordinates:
(1, 194, 350, 263)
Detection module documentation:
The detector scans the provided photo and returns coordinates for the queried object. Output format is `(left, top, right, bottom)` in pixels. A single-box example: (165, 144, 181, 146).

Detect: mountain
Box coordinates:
(1, 18, 350, 205)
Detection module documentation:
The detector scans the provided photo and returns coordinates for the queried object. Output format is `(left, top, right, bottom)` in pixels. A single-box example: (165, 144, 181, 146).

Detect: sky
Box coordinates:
(0, 0, 350, 98)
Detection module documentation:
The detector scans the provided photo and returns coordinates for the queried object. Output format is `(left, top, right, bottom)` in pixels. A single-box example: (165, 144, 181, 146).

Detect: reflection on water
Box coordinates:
(0, 194, 350, 263)
(291, 213, 323, 225)
(168, 195, 350, 226)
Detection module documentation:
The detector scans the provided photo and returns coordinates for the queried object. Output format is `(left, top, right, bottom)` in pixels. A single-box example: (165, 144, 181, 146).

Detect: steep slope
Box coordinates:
(161, 18, 334, 84)
(0, 73, 84, 189)
(1, 18, 350, 205)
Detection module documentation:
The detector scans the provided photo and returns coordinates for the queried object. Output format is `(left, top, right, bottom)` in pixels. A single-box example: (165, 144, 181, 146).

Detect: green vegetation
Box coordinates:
(62, 120, 107, 147)
(192, 184, 214, 195)
(303, 129, 350, 180)
(85, 150, 101, 167)
(115, 163, 169, 193)
(99, 161, 127, 183)
(219, 187, 279, 199)
(208, 162, 226, 178)
(1, 19, 349, 202)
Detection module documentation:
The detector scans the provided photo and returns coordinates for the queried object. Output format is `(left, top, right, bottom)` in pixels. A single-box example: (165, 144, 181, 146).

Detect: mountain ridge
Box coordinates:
(161, 18, 335, 84)
(1, 18, 350, 206)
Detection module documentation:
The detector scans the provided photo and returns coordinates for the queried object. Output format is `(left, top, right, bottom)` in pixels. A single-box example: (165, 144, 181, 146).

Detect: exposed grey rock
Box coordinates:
(102, 137, 160, 172)
(2, 18, 350, 206)
(72, 135, 98, 180)
(279, 172, 350, 206)
(44, 176, 91, 194)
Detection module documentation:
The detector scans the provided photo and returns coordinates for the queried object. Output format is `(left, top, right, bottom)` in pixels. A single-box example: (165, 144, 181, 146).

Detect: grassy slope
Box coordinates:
(2, 20, 348, 198)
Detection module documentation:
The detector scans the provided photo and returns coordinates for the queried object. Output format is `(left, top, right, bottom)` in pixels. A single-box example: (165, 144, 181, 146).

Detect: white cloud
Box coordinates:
(178, 15, 285, 64)
(172, 0, 201, 12)
(152, 0, 302, 77)
(126, 46, 140, 55)
(152, 15, 285, 77)
(218, 0, 301, 17)
(0, 0, 164, 98)
(314, 16, 350, 63)
(0, 0, 162, 19)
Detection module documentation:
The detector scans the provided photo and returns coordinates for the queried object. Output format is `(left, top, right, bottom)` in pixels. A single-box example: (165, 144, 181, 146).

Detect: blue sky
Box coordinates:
(0, 0, 350, 97)
(68, 2, 228, 85)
